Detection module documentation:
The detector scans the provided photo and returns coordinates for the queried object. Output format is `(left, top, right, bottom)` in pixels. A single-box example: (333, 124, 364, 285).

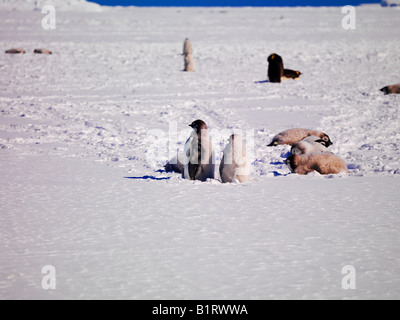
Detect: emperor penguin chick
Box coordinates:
(220, 134, 250, 183)
(290, 135, 332, 156)
(268, 128, 332, 147)
(182, 38, 193, 56)
(183, 120, 215, 181)
(286, 153, 349, 175)
(184, 54, 195, 72)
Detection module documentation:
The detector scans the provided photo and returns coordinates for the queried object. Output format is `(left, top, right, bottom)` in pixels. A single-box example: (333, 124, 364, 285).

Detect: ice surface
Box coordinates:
(0, 3, 399, 299)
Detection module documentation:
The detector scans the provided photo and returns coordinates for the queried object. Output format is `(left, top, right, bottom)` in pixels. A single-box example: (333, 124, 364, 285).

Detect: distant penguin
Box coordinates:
(184, 54, 195, 72)
(290, 135, 332, 156)
(286, 153, 349, 175)
(34, 48, 52, 54)
(380, 84, 400, 95)
(183, 120, 215, 181)
(268, 128, 332, 147)
(267, 53, 284, 83)
(183, 38, 193, 56)
(5, 48, 25, 54)
(165, 153, 185, 174)
(219, 134, 250, 183)
(282, 69, 302, 80)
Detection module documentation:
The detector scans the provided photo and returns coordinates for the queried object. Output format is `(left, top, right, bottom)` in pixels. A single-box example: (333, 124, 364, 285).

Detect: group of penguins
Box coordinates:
(182, 38, 400, 93)
(5, 48, 52, 55)
(6, 41, 400, 95)
(165, 119, 349, 183)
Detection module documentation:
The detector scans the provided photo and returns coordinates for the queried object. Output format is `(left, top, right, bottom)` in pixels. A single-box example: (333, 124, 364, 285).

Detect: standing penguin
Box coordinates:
(184, 54, 195, 72)
(183, 38, 195, 72)
(183, 38, 193, 56)
(219, 134, 250, 183)
(267, 53, 284, 83)
(183, 120, 215, 181)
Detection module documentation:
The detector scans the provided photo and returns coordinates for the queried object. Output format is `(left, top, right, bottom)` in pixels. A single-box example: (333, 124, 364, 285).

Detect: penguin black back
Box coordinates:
(267, 53, 284, 83)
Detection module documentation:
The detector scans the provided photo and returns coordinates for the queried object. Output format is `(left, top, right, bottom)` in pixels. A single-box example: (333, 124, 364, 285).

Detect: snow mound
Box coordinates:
(0, 0, 102, 11)
(381, 0, 400, 6)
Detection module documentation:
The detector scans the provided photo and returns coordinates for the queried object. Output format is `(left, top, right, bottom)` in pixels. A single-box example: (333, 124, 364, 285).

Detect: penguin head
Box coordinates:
(268, 53, 282, 63)
(189, 119, 207, 133)
(320, 134, 333, 147)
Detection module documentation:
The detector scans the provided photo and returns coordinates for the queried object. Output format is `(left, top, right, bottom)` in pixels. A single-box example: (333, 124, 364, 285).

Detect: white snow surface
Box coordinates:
(1, 3, 400, 299)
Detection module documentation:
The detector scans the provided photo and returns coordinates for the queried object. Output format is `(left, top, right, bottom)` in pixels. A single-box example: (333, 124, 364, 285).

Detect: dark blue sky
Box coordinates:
(88, 0, 380, 6)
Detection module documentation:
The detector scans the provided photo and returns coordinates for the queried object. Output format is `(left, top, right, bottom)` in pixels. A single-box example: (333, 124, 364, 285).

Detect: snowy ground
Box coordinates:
(0, 2, 400, 299)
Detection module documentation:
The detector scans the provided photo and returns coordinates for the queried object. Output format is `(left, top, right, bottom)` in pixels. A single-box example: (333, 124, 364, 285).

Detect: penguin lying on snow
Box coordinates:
(220, 134, 250, 183)
(286, 153, 349, 175)
(34, 48, 52, 55)
(268, 128, 332, 147)
(380, 84, 400, 95)
(290, 135, 332, 156)
(183, 120, 215, 181)
(282, 69, 302, 80)
(5, 48, 25, 54)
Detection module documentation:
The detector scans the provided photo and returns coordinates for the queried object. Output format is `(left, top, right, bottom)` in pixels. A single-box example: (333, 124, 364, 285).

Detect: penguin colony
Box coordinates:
(9, 39, 395, 180)
(4, 40, 394, 94)
(165, 120, 348, 182)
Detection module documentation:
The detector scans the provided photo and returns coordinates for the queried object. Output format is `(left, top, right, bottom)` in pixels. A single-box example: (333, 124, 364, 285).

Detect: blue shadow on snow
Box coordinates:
(124, 176, 171, 181)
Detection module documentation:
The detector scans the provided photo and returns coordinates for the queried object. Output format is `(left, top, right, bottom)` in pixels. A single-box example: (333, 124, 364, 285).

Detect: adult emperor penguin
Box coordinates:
(268, 128, 332, 147)
(5, 48, 25, 54)
(183, 120, 215, 181)
(290, 135, 332, 156)
(380, 84, 400, 95)
(282, 69, 302, 80)
(219, 134, 250, 183)
(267, 53, 284, 83)
(34, 48, 52, 55)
